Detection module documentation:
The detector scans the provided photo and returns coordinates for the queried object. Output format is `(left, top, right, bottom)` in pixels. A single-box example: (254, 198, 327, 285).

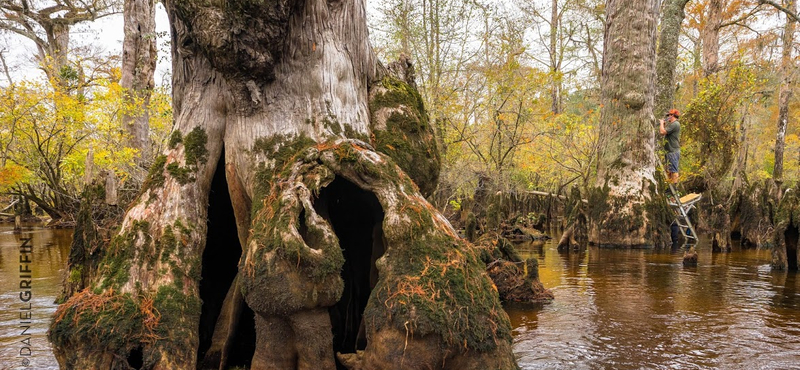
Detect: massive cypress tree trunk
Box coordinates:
(654, 0, 691, 116)
(49, 1, 515, 369)
(589, 0, 671, 247)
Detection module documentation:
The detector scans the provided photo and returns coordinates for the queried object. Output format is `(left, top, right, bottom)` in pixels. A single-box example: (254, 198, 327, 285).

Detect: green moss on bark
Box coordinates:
(166, 162, 194, 184)
(50, 291, 147, 355)
(96, 220, 151, 290)
(142, 155, 168, 191)
(251, 133, 316, 216)
(168, 130, 183, 149)
(242, 143, 343, 314)
(145, 127, 209, 188)
(183, 127, 209, 165)
(369, 75, 441, 197)
(239, 140, 510, 356)
(49, 283, 202, 369)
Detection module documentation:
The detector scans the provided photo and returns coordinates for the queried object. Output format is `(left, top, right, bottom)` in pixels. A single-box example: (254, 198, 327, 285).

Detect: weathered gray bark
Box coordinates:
(50, 0, 514, 369)
(121, 0, 157, 168)
(701, 0, 722, 76)
(773, 0, 796, 192)
(655, 0, 691, 115)
(589, 0, 670, 247)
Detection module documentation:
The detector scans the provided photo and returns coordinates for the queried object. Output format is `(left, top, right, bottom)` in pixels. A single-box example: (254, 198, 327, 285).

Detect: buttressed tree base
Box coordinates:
(48, 0, 517, 369)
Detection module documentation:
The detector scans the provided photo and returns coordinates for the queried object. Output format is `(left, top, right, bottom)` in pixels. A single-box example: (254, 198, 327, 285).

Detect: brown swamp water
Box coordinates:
(0, 224, 70, 370)
(508, 237, 800, 369)
(1, 223, 800, 369)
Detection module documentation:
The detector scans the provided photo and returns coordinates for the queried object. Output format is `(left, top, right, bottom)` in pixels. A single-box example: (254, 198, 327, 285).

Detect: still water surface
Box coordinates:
(0, 224, 69, 370)
(1, 224, 799, 369)
(509, 239, 800, 369)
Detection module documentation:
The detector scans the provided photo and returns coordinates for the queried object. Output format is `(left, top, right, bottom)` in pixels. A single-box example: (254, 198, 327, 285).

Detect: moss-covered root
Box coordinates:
(348, 327, 517, 370)
(368, 59, 440, 198)
(57, 182, 107, 303)
(50, 214, 204, 369)
(242, 140, 516, 369)
(476, 235, 553, 304)
(49, 286, 200, 369)
(486, 260, 554, 303)
(772, 187, 800, 270)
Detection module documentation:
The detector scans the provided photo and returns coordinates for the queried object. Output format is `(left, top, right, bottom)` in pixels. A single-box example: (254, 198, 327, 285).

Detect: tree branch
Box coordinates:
(0, 48, 13, 84)
(759, 0, 800, 22)
(719, 5, 765, 29)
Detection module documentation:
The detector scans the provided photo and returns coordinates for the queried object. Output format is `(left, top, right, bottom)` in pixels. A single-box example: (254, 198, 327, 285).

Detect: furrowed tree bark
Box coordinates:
(701, 0, 722, 76)
(121, 0, 157, 169)
(655, 0, 691, 116)
(589, 0, 671, 247)
(773, 0, 796, 193)
(50, 0, 513, 369)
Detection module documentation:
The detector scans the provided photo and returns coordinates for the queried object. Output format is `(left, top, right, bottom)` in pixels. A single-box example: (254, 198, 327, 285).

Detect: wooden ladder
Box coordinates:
(667, 184, 701, 245)
(657, 156, 701, 246)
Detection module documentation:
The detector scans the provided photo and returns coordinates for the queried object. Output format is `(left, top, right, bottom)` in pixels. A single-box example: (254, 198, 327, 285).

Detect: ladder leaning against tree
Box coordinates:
(657, 158, 701, 247)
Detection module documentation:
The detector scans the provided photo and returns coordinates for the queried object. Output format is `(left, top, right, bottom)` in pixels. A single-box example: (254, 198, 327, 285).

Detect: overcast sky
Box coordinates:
(2, 3, 171, 86)
(3, 2, 386, 87)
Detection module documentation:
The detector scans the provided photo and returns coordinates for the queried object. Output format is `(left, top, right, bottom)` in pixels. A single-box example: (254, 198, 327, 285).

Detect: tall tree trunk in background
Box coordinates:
(655, 0, 691, 115)
(121, 0, 157, 170)
(550, 0, 562, 114)
(701, 0, 722, 76)
(0, 1, 118, 89)
(42, 22, 71, 88)
(398, 0, 412, 55)
(773, 0, 796, 193)
(589, 0, 671, 247)
(49, 0, 514, 369)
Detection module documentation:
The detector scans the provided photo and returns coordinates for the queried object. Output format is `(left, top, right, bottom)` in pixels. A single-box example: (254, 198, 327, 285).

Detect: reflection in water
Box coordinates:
(0, 224, 70, 369)
(509, 237, 800, 369)
(2, 225, 800, 369)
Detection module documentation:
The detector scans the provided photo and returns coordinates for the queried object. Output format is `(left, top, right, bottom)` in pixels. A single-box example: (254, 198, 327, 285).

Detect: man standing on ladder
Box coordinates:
(659, 109, 681, 184)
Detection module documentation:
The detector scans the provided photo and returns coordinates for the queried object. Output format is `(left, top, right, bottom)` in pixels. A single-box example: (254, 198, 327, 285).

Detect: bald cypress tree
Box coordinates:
(49, 1, 517, 369)
(589, 0, 672, 247)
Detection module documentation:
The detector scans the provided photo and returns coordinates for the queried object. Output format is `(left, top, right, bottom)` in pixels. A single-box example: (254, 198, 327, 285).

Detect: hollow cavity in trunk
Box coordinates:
(314, 177, 385, 367)
(198, 148, 255, 368)
(786, 223, 798, 271)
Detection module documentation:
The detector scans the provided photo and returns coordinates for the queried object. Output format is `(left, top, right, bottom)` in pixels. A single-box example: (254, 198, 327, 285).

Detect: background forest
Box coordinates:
(0, 0, 797, 227)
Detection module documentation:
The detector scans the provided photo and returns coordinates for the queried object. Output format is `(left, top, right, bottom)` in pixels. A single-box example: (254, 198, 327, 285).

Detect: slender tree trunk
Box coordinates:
(701, 0, 722, 76)
(590, 0, 670, 247)
(655, 0, 691, 115)
(550, 0, 561, 114)
(50, 1, 514, 369)
(773, 0, 796, 192)
(121, 0, 157, 169)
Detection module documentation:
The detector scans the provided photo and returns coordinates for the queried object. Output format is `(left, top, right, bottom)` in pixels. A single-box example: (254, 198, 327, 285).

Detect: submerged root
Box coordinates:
(478, 235, 553, 303)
